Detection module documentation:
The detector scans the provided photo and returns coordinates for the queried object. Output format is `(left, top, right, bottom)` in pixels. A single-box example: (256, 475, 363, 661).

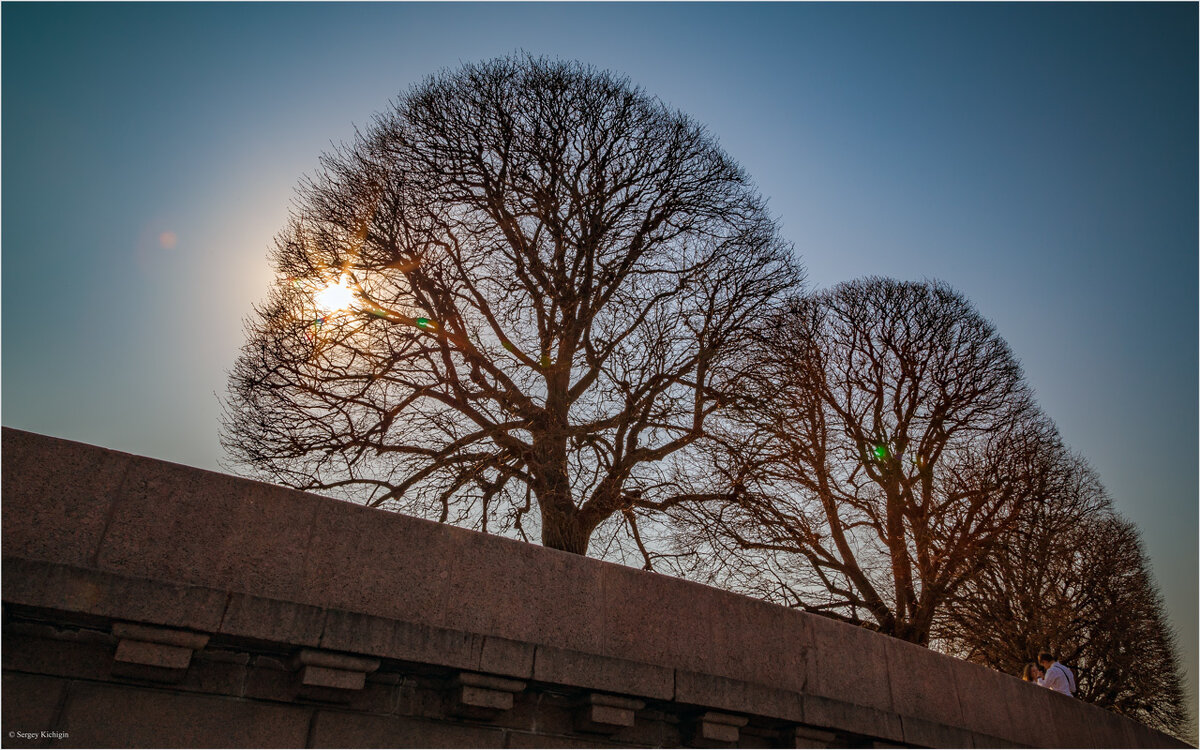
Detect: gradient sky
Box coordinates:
(3, 1, 1196, 725)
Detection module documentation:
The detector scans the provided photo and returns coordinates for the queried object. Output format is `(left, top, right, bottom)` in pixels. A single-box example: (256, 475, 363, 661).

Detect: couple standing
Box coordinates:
(1022, 651, 1076, 696)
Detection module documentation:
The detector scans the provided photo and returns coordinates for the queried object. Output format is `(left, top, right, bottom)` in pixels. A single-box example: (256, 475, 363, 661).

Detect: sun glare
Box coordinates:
(314, 275, 356, 313)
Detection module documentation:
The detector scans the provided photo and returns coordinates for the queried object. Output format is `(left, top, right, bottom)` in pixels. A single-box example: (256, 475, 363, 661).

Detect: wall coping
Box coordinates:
(1, 427, 1185, 748)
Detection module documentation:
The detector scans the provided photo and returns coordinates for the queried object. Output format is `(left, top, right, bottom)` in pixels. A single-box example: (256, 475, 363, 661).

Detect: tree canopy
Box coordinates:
(670, 278, 1060, 645)
(222, 55, 801, 554)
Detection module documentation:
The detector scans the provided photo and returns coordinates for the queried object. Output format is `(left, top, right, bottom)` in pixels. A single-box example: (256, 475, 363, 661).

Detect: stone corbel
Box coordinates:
(111, 622, 210, 683)
(791, 725, 838, 748)
(574, 692, 645, 734)
(450, 671, 527, 719)
(292, 648, 381, 701)
(689, 710, 750, 747)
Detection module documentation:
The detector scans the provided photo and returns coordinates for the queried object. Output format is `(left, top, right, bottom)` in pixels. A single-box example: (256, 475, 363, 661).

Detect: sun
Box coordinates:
(314, 275, 356, 313)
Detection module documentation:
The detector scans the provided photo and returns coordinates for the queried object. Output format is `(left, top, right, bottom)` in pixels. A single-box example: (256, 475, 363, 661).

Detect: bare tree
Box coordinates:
(938, 460, 1190, 740)
(222, 55, 801, 555)
(670, 277, 1054, 644)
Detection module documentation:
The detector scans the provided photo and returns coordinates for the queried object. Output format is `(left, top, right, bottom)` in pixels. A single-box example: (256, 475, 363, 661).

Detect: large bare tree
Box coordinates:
(938, 458, 1190, 739)
(222, 56, 801, 555)
(671, 278, 1055, 644)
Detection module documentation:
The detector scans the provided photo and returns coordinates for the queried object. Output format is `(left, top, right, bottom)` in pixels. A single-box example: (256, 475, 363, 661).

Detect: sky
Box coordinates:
(3, 1, 1196, 728)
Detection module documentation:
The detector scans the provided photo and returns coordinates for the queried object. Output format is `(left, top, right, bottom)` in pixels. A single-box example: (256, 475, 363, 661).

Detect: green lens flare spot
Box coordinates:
(873, 445, 887, 460)
(416, 318, 436, 330)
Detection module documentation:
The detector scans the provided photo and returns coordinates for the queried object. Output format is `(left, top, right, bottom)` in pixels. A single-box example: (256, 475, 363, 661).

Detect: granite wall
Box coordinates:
(1, 428, 1185, 748)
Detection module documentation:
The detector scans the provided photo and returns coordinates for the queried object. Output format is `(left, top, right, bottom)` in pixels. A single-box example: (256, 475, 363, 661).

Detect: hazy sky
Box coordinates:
(3, 1, 1195, 724)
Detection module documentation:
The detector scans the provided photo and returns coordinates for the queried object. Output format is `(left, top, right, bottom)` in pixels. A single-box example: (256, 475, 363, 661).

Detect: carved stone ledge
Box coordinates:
(792, 725, 838, 748)
(292, 648, 381, 701)
(689, 710, 750, 747)
(574, 692, 646, 734)
(450, 671, 527, 719)
(111, 622, 211, 683)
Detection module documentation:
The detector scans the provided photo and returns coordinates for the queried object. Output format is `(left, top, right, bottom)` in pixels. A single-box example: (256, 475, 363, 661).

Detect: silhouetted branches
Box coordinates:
(938, 457, 1189, 739)
(222, 55, 801, 554)
(669, 278, 1057, 645)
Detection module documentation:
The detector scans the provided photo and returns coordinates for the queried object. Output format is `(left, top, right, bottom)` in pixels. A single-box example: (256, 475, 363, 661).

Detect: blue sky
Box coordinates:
(3, 1, 1196, 723)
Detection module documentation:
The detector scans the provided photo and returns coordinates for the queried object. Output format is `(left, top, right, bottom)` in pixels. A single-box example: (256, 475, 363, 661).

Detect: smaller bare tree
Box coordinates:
(938, 459, 1190, 740)
(670, 277, 1056, 645)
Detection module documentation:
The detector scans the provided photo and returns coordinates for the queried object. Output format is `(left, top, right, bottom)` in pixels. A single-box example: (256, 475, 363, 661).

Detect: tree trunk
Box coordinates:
(540, 502, 592, 555)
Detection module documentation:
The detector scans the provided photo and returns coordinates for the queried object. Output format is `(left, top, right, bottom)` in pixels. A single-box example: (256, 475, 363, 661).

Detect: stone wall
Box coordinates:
(1, 428, 1184, 748)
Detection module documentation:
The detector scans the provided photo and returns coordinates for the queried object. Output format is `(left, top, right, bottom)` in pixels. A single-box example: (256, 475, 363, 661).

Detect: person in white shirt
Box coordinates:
(1038, 651, 1076, 696)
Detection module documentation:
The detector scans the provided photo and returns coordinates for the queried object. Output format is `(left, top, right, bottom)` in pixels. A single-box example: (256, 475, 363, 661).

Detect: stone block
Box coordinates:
(533, 644, 674, 700)
(459, 685, 513, 711)
(675, 670, 804, 724)
(295, 649, 380, 673)
(2, 558, 228, 632)
(319, 609, 482, 673)
(2, 428, 131, 568)
(968, 733, 1022, 748)
(60, 681, 312, 747)
(507, 731, 632, 748)
(898, 715, 976, 748)
(448, 671, 525, 719)
(688, 711, 749, 747)
(478, 635, 536, 679)
(599, 565, 719, 673)
(111, 622, 210, 683)
(300, 501, 455, 625)
(308, 709, 506, 748)
(458, 672, 526, 692)
(883, 637, 965, 729)
(244, 654, 298, 703)
(438, 531, 606, 652)
(791, 725, 838, 748)
(342, 679, 401, 716)
(1040, 689, 1104, 748)
(111, 622, 210, 650)
(94, 456, 322, 602)
(805, 616, 893, 716)
(947, 657, 1020, 743)
(3, 626, 117, 683)
(218, 593, 326, 647)
(114, 640, 193, 671)
(2, 672, 68, 743)
(574, 693, 646, 734)
(301, 665, 367, 692)
(180, 649, 250, 698)
(289, 649, 380, 702)
(801, 695, 904, 745)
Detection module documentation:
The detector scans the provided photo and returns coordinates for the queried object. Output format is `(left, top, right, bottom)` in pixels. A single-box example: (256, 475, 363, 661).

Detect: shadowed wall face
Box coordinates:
(1, 429, 1185, 748)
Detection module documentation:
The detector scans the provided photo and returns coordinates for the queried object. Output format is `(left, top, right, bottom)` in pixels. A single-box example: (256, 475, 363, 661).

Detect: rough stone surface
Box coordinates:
(111, 622, 210, 650)
(300, 665, 368, 691)
(885, 638, 966, 732)
(94, 456, 323, 603)
(800, 695, 904, 744)
(675, 670, 804, 724)
(59, 682, 312, 747)
(533, 645, 674, 700)
(1, 428, 131, 568)
(114, 640, 194, 670)
(219, 593, 326, 646)
(790, 725, 837, 748)
(2, 672, 68, 745)
(308, 711, 505, 748)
